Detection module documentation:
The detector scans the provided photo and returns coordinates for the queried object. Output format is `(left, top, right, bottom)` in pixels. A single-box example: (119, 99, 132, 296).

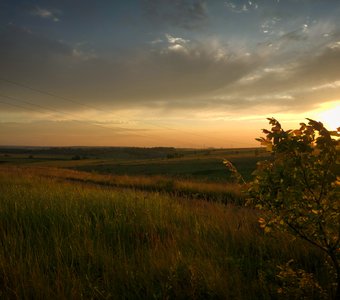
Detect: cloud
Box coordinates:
(278, 29, 307, 42)
(0, 120, 146, 146)
(0, 25, 72, 67)
(165, 34, 190, 45)
(0, 25, 261, 112)
(211, 40, 340, 112)
(142, 0, 208, 29)
(260, 16, 281, 35)
(225, 1, 258, 13)
(31, 6, 61, 22)
(1, 20, 340, 117)
(163, 34, 190, 53)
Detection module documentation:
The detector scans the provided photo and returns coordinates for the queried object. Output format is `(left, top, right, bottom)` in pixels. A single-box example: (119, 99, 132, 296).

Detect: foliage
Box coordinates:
(276, 260, 327, 300)
(249, 118, 340, 299)
(223, 159, 246, 184)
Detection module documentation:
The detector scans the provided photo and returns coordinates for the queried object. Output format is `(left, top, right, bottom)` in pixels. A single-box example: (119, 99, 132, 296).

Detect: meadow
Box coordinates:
(0, 147, 332, 299)
(0, 146, 266, 182)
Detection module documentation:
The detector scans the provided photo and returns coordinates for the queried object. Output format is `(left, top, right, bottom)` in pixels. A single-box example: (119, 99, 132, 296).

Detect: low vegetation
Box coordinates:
(0, 147, 268, 183)
(0, 129, 338, 299)
(2, 165, 244, 204)
(250, 118, 339, 299)
(0, 166, 331, 299)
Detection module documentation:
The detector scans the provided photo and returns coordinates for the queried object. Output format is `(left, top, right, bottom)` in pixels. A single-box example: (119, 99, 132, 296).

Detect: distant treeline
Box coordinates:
(0, 146, 179, 159)
(0, 146, 264, 158)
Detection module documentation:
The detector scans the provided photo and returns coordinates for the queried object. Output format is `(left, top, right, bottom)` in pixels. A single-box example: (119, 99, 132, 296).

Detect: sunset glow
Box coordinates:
(314, 102, 340, 130)
(1, 0, 340, 147)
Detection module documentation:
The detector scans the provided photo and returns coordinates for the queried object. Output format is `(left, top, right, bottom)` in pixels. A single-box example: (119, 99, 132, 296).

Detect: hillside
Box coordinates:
(0, 166, 329, 299)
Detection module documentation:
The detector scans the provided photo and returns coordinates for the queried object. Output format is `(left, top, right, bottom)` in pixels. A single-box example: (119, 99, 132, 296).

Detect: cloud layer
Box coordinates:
(31, 6, 61, 22)
(142, 0, 208, 29)
(0, 0, 339, 118)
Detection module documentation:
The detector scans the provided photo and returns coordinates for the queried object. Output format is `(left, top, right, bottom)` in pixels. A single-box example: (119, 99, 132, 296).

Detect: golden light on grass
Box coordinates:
(0, 165, 327, 299)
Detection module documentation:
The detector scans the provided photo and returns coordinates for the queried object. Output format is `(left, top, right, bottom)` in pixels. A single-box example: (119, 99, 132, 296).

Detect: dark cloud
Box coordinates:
(214, 41, 340, 112)
(1, 3, 340, 117)
(295, 44, 340, 83)
(279, 29, 308, 42)
(0, 25, 72, 77)
(142, 0, 208, 29)
(0, 25, 260, 111)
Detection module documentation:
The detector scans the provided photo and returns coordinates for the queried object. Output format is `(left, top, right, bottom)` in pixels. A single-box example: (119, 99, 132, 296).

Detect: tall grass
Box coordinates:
(0, 167, 329, 299)
(2, 166, 244, 204)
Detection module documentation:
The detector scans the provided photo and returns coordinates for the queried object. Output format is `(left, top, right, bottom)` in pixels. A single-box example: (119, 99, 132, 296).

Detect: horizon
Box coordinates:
(0, 0, 339, 148)
(0, 144, 261, 150)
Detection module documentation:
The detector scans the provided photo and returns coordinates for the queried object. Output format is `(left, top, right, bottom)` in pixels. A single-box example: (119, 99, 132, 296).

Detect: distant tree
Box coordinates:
(249, 118, 339, 299)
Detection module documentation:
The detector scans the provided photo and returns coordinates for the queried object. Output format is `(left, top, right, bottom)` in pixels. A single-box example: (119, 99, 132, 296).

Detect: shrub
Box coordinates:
(249, 118, 339, 299)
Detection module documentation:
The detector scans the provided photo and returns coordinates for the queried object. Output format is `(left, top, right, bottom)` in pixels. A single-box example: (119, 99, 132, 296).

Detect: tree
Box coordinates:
(249, 118, 339, 299)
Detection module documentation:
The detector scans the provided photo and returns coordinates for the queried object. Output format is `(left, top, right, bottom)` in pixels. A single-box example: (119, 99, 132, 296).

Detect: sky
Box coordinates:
(0, 0, 339, 148)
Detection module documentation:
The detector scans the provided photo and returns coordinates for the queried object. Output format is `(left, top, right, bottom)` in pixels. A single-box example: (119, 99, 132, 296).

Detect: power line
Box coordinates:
(0, 93, 74, 117)
(0, 77, 106, 113)
(0, 77, 194, 133)
(0, 94, 149, 139)
(0, 93, 201, 147)
(0, 100, 49, 114)
(0, 78, 215, 142)
(0, 77, 201, 135)
(0, 77, 252, 146)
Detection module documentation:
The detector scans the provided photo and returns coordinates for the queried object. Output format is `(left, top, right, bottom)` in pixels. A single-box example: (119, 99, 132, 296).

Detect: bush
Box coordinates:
(249, 118, 339, 299)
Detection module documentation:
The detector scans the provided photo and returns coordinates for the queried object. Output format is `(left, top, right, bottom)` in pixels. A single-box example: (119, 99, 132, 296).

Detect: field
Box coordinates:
(0, 147, 267, 182)
(0, 147, 333, 299)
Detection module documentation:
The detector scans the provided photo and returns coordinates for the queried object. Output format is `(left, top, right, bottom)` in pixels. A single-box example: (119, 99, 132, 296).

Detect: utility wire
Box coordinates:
(0, 94, 150, 139)
(0, 77, 197, 135)
(0, 77, 252, 146)
(0, 100, 49, 114)
(0, 77, 106, 113)
(0, 93, 201, 147)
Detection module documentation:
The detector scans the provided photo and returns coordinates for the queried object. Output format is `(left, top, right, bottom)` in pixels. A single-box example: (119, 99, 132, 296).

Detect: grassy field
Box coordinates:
(0, 166, 332, 299)
(0, 146, 268, 183)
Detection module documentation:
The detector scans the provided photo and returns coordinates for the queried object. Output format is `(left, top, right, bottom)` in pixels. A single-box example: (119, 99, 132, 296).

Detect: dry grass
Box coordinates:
(0, 165, 244, 204)
(0, 167, 329, 299)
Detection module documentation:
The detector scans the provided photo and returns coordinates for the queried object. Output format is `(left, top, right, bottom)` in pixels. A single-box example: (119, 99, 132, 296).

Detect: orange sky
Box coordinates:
(0, 0, 339, 147)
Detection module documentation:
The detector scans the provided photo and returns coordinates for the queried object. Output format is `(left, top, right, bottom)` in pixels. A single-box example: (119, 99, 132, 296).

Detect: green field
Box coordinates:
(0, 146, 268, 182)
(0, 147, 333, 299)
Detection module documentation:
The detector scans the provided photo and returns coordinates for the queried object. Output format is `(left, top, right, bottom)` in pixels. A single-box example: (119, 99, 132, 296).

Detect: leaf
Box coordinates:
(306, 118, 323, 131)
(256, 137, 267, 143)
(266, 143, 273, 152)
(329, 131, 340, 137)
(300, 123, 306, 130)
(292, 130, 302, 136)
(272, 125, 281, 132)
(258, 217, 266, 224)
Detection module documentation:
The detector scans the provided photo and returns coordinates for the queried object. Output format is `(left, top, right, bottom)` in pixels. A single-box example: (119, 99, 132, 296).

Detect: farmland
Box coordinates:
(0, 146, 267, 182)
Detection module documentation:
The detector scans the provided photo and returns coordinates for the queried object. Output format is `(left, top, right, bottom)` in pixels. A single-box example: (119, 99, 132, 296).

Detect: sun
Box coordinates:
(314, 102, 340, 130)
